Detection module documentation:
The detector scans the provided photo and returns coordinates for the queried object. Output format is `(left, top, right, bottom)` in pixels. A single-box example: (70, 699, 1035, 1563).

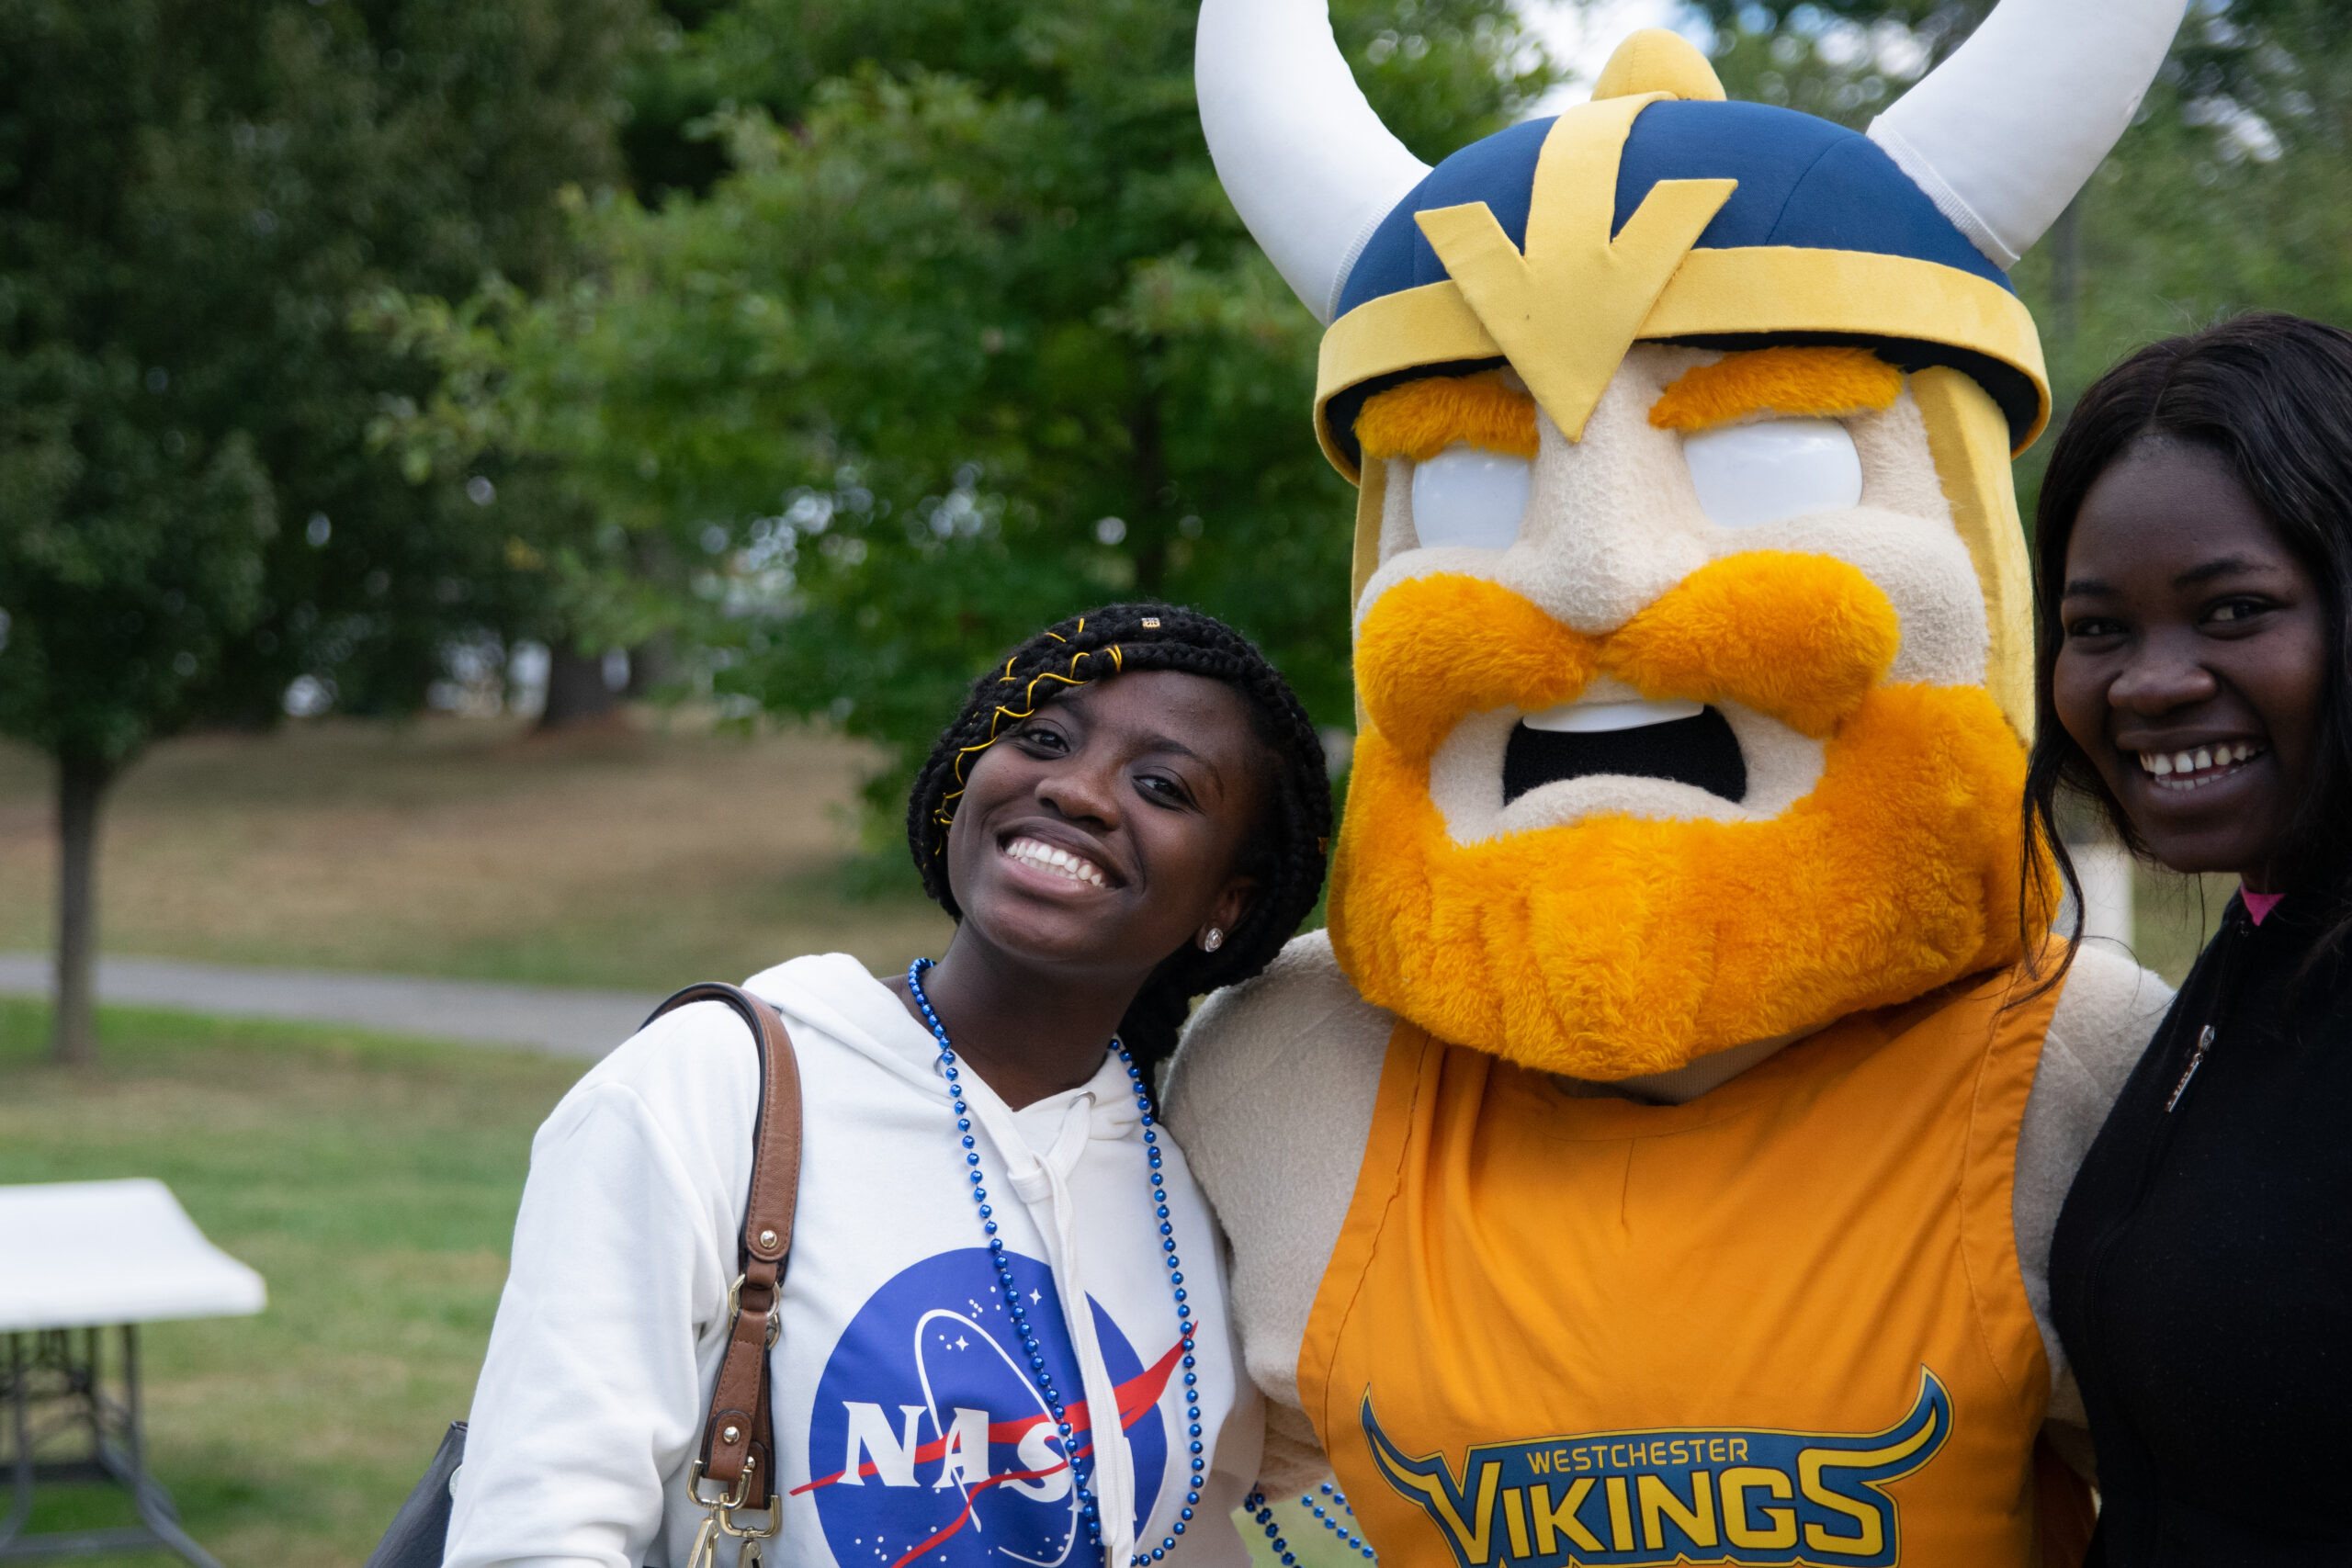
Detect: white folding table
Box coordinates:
(0, 1180, 266, 1566)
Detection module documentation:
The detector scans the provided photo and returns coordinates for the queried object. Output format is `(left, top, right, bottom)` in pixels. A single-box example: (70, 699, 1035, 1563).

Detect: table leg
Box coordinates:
(107, 1330, 221, 1568)
(0, 1337, 30, 1551)
(0, 1327, 224, 1568)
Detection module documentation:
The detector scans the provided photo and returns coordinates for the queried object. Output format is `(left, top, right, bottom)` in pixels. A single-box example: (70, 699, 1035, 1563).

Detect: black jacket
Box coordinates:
(2050, 891, 2352, 1564)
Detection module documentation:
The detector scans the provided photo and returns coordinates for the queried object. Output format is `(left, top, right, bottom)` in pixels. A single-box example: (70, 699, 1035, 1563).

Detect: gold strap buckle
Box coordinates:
(690, 1456, 783, 1542)
(727, 1272, 784, 1348)
(720, 1495, 783, 1540)
(689, 1457, 753, 1513)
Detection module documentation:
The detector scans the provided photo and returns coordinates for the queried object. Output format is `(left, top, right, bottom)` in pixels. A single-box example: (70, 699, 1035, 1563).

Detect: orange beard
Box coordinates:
(1329, 567, 2035, 1078)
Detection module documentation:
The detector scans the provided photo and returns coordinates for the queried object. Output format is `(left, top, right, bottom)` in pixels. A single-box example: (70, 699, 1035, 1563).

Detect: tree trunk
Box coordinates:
(625, 632, 675, 700)
(52, 752, 114, 1066)
(539, 642, 618, 730)
(1128, 375, 1171, 598)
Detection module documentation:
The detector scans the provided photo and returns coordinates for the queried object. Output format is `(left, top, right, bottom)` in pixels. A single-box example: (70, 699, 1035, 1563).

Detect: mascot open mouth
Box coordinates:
(1502, 705, 1747, 805)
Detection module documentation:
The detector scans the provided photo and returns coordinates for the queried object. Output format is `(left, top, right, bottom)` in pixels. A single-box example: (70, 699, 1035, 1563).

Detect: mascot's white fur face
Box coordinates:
(1328, 344, 2038, 1077)
(1361, 345, 1987, 844)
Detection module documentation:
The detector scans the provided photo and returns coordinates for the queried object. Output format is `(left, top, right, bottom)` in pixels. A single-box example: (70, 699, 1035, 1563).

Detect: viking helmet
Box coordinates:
(1200, 0, 2186, 468)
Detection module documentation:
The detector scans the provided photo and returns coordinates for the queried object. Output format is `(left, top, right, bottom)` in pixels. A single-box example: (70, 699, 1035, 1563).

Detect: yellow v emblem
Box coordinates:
(1414, 93, 1735, 441)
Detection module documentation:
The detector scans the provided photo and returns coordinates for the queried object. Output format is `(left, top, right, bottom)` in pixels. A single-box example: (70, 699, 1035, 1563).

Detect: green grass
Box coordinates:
(0, 1002, 1348, 1568)
(0, 999, 585, 1566)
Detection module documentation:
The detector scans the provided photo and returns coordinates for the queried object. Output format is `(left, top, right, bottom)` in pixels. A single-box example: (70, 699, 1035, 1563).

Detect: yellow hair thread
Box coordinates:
(1355, 372, 1539, 462)
(932, 641, 1119, 846)
(1649, 345, 1903, 432)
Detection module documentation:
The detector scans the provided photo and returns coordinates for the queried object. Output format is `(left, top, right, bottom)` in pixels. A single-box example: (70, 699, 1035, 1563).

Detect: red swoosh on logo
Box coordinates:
(795, 1336, 1185, 1495)
(793, 1334, 1190, 1568)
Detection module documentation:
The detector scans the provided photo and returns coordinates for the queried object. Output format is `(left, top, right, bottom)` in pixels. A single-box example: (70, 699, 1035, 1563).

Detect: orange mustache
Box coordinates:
(1357, 552, 1902, 758)
(1334, 557, 2031, 1076)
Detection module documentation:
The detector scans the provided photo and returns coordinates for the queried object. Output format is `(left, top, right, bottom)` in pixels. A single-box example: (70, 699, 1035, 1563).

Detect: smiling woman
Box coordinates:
(905, 606, 1335, 1095)
(2025, 314, 2352, 1564)
(442, 604, 1330, 1568)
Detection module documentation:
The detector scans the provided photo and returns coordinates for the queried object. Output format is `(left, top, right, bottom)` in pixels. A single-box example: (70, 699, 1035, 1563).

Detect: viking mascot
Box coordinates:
(1165, 1, 2187, 1563)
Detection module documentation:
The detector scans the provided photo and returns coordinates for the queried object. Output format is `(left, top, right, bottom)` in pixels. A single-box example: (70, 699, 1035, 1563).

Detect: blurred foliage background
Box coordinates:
(0, 0, 648, 1053)
(362, 0, 1558, 848)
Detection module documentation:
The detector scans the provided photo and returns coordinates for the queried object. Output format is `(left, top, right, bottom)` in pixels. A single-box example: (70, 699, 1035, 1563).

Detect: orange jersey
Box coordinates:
(1299, 966, 2086, 1568)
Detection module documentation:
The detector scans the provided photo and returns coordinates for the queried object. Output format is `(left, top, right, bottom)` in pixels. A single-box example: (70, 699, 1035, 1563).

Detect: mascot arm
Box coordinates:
(2015, 940, 2175, 1474)
(1260, 1402, 1340, 1499)
(1165, 929, 1395, 1489)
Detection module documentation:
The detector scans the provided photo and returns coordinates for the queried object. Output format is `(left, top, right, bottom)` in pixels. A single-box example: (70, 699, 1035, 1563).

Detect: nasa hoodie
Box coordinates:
(445, 952, 1262, 1568)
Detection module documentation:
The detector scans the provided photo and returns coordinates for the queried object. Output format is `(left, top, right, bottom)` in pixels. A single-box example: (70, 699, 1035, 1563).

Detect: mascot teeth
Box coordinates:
(1522, 698, 1704, 733)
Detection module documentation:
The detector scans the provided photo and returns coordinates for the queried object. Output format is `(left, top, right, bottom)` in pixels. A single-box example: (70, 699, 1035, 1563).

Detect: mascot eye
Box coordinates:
(1410, 446, 1531, 551)
(1681, 418, 1863, 530)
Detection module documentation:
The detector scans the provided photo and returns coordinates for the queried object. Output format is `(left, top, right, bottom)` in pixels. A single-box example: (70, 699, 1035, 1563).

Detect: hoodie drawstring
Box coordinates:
(974, 1089, 1142, 1568)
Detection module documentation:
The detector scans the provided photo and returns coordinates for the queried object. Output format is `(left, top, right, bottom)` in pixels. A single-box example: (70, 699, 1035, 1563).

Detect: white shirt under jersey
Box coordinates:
(445, 953, 1262, 1568)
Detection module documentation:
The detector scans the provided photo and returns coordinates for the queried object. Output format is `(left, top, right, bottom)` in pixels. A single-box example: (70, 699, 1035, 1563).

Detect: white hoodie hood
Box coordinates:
(447, 953, 1261, 1568)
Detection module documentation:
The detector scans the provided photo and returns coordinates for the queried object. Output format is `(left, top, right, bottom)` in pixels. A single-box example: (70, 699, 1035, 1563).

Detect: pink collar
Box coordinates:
(2244, 890, 2285, 925)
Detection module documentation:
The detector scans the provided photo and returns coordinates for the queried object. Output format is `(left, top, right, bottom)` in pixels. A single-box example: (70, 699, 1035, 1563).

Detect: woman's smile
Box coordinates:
(2129, 739, 2265, 788)
(1001, 833, 1117, 891)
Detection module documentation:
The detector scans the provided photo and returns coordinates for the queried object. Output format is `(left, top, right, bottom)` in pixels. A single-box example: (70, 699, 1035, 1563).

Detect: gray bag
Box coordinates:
(362, 1422, 465, 1568)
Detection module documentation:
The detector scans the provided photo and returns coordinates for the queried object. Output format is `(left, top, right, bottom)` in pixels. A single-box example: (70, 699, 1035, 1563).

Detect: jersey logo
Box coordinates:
(1361, 1370, 1951, 1568)
(803, 1248, 1175, 1568)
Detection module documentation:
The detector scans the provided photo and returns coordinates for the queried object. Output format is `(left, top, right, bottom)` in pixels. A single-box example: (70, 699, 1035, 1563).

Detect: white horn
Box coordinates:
(1870, 0, 2188, 270)
(1197, 0, 1431, 324)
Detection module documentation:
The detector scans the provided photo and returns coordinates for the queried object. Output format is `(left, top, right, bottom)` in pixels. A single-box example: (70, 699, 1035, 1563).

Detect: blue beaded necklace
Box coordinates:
(905, 958, 1207, 1567)
(1245, 1483, 1378, 1565)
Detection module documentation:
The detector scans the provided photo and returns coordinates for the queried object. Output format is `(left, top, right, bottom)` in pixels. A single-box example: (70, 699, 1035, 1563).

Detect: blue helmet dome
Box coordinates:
(1340, 100, 2009, 313)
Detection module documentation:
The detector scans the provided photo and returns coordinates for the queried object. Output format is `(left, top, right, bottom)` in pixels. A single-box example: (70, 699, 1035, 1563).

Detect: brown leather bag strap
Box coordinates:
(644, 981, 803, 1514)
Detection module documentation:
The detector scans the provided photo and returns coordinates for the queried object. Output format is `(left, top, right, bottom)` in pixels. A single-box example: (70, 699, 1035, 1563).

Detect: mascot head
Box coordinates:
(1199, 0, 2186, 1078)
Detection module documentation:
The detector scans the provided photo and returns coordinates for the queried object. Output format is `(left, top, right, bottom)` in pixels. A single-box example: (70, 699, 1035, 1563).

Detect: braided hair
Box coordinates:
(906, 603, 1333, 1088)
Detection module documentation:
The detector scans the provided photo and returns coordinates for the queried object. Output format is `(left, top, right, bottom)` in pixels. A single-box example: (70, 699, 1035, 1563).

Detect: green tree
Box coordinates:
(0, 0, 642, 1060)
(376, 0, 1558, 865)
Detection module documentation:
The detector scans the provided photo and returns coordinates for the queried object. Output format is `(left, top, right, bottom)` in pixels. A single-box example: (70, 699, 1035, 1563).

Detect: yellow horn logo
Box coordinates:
(1413, 93, 1734, 442)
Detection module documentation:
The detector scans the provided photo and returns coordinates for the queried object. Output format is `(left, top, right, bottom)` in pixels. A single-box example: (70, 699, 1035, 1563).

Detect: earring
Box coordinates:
(1201, 928, 1224, 953)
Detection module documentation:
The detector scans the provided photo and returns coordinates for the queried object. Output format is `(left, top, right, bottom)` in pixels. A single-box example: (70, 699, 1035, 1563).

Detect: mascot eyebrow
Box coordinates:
(1650, 345, 1905, 432)
(1355, 372, 1538, 461)
(1354, 346, 1906, 467)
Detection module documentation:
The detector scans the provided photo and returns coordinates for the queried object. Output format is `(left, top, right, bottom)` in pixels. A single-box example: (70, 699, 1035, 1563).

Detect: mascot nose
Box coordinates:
(1498, 375, 1712, 638)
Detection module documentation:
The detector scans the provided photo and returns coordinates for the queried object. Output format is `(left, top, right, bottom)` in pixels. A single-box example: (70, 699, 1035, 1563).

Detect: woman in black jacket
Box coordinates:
(2029, 313, 2352, 1563)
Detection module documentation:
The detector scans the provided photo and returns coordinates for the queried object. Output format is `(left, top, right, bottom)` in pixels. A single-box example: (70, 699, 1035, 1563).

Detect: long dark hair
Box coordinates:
(2025, 313, 2352, 967)
(906, 603, 1332, 1085)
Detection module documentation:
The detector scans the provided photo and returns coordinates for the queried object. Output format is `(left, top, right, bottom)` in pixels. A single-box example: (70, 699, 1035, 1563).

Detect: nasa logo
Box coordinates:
(802, 1248, 1179, 1568)
(1363, 1370, 1952, 1568)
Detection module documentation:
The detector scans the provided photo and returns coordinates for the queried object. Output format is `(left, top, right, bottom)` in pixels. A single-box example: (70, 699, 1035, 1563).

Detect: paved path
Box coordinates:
(0, 953, 660, 1060)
